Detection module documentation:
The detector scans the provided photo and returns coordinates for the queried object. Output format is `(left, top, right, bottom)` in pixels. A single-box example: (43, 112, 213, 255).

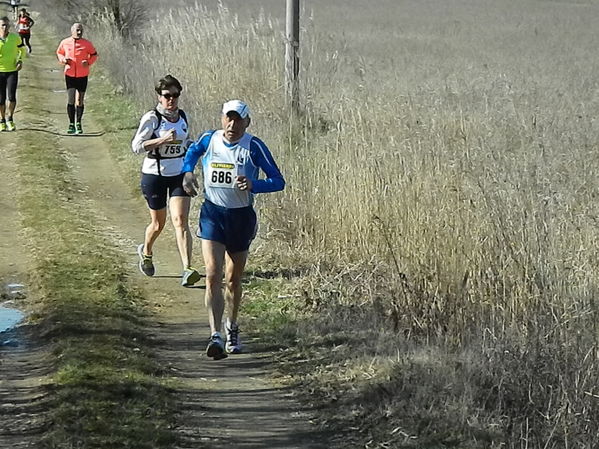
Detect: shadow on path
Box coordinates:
(18, 127, 105, 137)
(0, 325, 52, 449)
(151, 320, 331, 449)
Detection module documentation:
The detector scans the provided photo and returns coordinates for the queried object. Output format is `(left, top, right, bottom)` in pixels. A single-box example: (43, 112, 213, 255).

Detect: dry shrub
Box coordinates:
(40, 0, 146, 38)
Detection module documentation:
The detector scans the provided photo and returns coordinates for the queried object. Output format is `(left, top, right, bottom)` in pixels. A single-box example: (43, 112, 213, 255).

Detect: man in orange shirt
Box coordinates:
(56, 23, 98, 135)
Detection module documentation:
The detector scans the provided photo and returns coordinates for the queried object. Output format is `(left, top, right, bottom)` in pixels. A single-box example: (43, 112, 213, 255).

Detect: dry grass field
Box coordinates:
(39, 0, 599, 447)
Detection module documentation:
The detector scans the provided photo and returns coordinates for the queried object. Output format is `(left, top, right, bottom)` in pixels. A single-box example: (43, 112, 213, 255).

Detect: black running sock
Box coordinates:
(6, 116, 12, 122)
(76, 105, 84, 123)
(67, 104, 75, 123)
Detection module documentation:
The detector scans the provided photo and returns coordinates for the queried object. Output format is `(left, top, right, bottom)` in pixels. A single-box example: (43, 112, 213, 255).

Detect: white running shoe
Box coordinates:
(181, 267, 201, 287)
(225, 322, 242, 354)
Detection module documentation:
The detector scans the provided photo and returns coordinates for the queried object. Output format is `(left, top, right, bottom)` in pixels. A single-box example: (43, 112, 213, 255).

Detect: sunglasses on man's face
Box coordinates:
(1, 24, 9, 27)
(161, 92, 180, 100)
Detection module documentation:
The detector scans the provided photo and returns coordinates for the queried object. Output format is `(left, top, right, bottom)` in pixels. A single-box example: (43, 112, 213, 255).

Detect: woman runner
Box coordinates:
(131, 75, 201, 287)
(16, 9, 34, 54)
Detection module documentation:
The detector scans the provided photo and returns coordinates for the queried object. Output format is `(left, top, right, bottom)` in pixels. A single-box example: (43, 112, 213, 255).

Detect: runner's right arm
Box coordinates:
(181, 131, 213, 171)
(181, 131, 213, 196)
(55, 39, 68, 64)
(131, 111, 175, 154)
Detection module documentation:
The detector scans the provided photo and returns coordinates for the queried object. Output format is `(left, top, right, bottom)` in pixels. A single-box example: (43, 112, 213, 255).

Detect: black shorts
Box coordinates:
(65, 75, 88, 92)
(140, 172, 189, 210)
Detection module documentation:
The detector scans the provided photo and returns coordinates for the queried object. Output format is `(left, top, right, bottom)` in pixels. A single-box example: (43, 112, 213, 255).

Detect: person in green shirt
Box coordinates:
(0, 16, 25, 132)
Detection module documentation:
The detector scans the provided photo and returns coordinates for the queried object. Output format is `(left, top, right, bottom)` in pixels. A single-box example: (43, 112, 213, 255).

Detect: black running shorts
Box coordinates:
(140, 172, 189, 210)
(65, 75, 88, 92)
(0, 71, 18, 103)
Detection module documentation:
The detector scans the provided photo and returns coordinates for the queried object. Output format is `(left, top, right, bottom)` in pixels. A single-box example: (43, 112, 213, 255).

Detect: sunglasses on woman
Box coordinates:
(161, 92, 180, 100)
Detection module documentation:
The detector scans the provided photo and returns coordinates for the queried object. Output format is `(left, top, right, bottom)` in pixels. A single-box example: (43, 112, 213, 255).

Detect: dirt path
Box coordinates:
(0, 23, 326, 449)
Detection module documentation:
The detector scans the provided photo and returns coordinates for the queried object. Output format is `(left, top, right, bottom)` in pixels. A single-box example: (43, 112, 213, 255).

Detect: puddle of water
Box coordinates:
(0, 282, 26, 334)
(0, 306, 24, 333)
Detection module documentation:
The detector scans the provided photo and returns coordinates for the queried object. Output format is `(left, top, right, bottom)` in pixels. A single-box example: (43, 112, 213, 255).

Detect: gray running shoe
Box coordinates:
(225, 322, 242, 354)
(206, 334, 227, 360)
(137, 244, 155, 276)
(181, 267, 201, 287)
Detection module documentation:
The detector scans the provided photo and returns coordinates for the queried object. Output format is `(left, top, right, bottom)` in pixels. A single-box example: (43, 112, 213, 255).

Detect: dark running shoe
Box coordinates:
(137, 244, 155, 277)
(206, 333, 227, 360)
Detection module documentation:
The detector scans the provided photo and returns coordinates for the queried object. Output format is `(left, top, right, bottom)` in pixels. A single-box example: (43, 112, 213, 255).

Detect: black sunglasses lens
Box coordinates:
(162, 93, 180, 99)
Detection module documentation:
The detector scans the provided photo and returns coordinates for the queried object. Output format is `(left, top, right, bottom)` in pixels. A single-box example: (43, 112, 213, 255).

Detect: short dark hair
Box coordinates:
(155, 75, 182, 94)
(1, 16, 10, 23)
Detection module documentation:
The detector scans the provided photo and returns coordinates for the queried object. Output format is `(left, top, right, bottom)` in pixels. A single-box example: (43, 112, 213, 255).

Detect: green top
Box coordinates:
(0, 33, 25, 72)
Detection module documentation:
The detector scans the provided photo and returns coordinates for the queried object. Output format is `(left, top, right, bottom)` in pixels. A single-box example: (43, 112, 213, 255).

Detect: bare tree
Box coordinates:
(54, 0, 145, 38)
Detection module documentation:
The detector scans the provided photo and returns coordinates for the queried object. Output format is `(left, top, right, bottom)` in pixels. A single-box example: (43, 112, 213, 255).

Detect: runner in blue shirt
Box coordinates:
(182, 100, 285, 359)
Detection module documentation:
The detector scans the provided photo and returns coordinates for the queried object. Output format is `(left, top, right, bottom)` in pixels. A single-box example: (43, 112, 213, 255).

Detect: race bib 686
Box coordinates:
(207, 162, 237, 188)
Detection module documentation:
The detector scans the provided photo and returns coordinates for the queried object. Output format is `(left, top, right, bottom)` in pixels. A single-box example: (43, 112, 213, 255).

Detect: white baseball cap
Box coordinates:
(222, 100, 250, 118)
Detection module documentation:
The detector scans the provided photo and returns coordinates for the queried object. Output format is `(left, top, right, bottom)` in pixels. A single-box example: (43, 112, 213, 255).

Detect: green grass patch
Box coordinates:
(87, 72, 143, 196)
(242, 273, 304, 348)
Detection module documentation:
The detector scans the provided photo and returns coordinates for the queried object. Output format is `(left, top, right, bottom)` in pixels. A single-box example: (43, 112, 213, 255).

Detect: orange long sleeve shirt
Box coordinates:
(56, 37, 98, 78)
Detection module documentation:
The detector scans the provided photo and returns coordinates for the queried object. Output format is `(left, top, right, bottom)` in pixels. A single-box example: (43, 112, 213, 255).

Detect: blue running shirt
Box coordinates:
(183, 130, 285, 208)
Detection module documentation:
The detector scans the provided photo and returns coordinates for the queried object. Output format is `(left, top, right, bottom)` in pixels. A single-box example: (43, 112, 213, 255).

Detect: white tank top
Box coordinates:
(141, 111, 189, 177)
(202, 130, 255, 208)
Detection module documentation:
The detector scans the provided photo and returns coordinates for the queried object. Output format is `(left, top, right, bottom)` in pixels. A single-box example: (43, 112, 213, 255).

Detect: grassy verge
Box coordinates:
(241, 272, 503, 449)
(15, 33, 177, 449)
(242, 260, 598, 449)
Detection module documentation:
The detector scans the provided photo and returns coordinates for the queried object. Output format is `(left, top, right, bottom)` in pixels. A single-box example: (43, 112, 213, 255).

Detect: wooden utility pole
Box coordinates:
(285, 0, 300, 112)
